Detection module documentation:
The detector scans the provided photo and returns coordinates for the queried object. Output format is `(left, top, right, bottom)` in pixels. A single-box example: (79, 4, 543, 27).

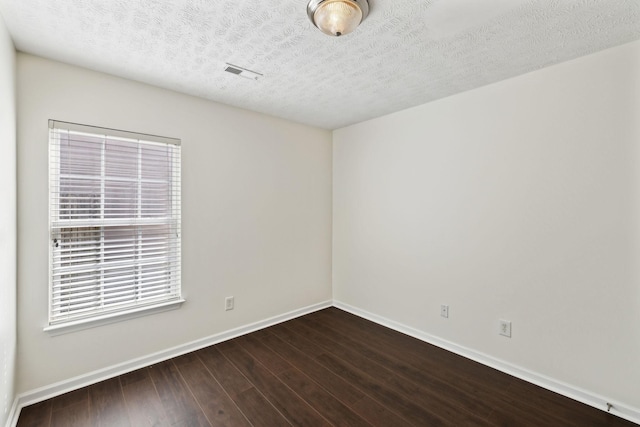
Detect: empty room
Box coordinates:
(1, 0, 639, 426)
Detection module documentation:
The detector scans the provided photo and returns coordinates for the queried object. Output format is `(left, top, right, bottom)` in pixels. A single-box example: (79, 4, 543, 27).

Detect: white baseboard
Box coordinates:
(333, 300, 640, 425)
(8, 299, 639, 427)
(6, 300, 332, 427)
(4, 398, 18, 427)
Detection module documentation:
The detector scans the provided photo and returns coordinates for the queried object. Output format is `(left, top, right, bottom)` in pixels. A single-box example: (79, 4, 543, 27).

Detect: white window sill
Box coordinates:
(43, 299, 186, 336)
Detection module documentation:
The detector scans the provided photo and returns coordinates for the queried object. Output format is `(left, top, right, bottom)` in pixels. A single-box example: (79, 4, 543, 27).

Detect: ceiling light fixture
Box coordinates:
(307, 0, 369, 37)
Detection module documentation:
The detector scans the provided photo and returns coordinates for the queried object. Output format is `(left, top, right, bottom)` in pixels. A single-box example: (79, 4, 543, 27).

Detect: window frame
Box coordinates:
(46, 120, 184, 334)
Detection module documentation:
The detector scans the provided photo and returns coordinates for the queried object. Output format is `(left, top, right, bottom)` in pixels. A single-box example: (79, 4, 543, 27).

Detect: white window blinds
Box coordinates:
(49, 120, 181, 326)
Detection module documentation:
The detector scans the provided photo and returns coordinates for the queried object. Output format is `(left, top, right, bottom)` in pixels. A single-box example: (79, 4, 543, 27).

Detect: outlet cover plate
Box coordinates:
(225, 296, 234, 311)
(499, 319, 511, 337)
(440, 304, 449, 318)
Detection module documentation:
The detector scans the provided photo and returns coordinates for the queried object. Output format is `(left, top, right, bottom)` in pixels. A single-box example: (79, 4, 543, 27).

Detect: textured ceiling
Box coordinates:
(0, 0, 639, 129)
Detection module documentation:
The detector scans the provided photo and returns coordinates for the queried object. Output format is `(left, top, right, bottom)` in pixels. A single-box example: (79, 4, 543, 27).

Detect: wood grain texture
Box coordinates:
(147, 360, 211, 427)
(119, 368, 169, 427)
(231, 387, 291, 427)
(171, 352, 251, 427)
(16, 308, 639, 426)
(16, 400, 52, 427)
(87, 378, 130, 427)
(50, 401, 90, 427)
(216, 340, 331, 427)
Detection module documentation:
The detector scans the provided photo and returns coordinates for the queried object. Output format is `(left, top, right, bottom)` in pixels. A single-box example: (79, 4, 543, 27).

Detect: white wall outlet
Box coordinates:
(499, 319, 511, 337)
(225, 296, 234, 311)
(440, 304, 449, 318)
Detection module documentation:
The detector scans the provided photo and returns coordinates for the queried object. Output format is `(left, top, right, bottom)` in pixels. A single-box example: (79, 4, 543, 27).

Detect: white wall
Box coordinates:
(16, 54, 332, 393)
(333, 40, 640, 410)
(0, 13, 16, 427)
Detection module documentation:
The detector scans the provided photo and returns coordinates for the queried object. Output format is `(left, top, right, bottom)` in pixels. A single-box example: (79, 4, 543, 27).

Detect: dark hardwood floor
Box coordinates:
(17, 308, 637, 426)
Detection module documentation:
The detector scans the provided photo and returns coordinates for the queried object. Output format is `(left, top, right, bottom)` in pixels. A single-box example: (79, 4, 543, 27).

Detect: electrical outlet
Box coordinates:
(499, 319, 511, 337)
(440, 304, 449, 318)
(225, 296, 234, 311)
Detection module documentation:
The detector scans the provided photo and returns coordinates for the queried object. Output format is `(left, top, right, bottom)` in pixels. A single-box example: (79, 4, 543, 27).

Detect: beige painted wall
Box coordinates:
(0, 12, 16, 427)
(16, 53, 332, 393)
(333, 40, 640, 409)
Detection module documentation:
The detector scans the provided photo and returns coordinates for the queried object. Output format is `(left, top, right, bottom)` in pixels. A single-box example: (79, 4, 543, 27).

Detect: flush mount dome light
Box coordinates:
(307, 0, 369, 37)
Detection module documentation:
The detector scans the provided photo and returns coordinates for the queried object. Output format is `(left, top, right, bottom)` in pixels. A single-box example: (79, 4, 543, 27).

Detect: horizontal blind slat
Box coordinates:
(52, 281, 179, 304)
(52, 257, 180, 277)
(51, 266, 180, 290)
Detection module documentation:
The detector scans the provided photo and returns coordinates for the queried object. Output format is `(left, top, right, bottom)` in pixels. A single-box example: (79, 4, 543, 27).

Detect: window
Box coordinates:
(48, 120, 182, 329)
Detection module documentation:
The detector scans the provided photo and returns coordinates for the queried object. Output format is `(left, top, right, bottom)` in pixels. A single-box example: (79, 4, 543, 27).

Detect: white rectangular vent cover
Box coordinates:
(224, 63, 262, 80)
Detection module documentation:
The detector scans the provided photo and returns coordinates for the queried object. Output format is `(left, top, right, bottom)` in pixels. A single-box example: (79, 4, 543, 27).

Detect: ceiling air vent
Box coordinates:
(224, 63, 263, 81)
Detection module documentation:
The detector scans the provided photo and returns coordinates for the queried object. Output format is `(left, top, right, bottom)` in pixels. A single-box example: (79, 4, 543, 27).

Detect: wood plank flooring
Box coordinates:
(17, 308, 637, 426)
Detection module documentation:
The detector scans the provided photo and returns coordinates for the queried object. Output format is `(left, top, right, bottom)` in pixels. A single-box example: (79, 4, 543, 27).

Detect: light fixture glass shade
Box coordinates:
(308, 0, 369, 37)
